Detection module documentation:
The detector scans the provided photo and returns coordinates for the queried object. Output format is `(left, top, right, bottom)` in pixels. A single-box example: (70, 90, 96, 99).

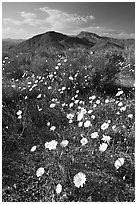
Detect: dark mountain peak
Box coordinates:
(78, 31, 100, 38)
(17, 31, 67, 51)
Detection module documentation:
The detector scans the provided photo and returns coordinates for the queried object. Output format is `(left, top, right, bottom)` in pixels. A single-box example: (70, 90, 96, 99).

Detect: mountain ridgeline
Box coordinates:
(3, 31, 135, 54)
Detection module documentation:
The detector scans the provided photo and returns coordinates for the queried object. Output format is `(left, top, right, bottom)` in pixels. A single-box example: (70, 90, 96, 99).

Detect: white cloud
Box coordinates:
(20, 11, 37, 19)
(2, 7, 134, 39)
(39, 7, 94, 32)
(3, 18, 23, 26)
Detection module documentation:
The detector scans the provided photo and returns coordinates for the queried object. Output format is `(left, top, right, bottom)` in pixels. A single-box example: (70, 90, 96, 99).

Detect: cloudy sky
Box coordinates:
(2, 2, 135, 39)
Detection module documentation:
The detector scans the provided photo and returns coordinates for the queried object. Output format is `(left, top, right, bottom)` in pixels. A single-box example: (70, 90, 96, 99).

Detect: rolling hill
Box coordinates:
(2, 31, 135, 54)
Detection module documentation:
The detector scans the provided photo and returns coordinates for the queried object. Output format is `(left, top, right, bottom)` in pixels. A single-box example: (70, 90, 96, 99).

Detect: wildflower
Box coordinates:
(108, 120, 111, 124)
(38, 108, 42, 111)
(116, 90, 123, 96)
(16, 110, 22, 116)
(50, 126, 56, 131)
(73, 172, 87, 188)
(24, 96, 28, 99)
(88, 110, 93, 114)
(69, 76, 73, 80)
(69, 102, 74, 108)
(93, 104, 97, 108)
(101, 135, 111, 144)
(30, 145, 37, 152)
(55, 66, 59, 70)
(78, 121, 83, 127)
(120, 106, 126, 112)
(99, 143, 108, 152)
(105, 99, 109, 103)
(84, 120, 91, 128)
(60, 140, 69, 147)
(112, 125, 116, 130)
(62, 103, 66, 107)
(74, 100, 79, 104)
(128, 114, 133, 119)
(91, 115, 95, 120)
(18, 115, 22, 119)
(69, 119, 73, 124)
(91, 132, 99, 139)
(37, 94, 42, 99)
(62, 86, 66, 91)
(50, 103, 56, 108)
(118, 102, 123, 107)
(47, 122, 50, 126)
(56, 184, 62, 194)
(80, 137, 88, 146)
(45, 140, 58, 150)
(36, 167, 45, 177)
(77, 112, 84, 121)
(101, 122, 109, 130)
(114, 158, 125, 169)
(89, 95, 96, 100)
(96, 100, 100, 104)
(66, 113, 75, 120)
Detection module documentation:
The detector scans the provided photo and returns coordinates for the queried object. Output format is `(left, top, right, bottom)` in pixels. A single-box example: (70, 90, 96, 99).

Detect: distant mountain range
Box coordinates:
(2, 31, 135, 53)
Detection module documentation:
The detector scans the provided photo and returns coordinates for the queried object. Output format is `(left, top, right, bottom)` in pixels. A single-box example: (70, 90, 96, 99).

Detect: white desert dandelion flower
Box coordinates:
(96, 100, 100, 104)
(16, 110, 22, 115)
(88, 110, 93, 114)
(91, 115, 95, 120)
(105, 99, 109, 103)
(62, 86, 66, 91)
(30, 145, 37, 152)
(91, 132, 99, 139)
(128, 114, 133, 119)
(50, 126, 56, 131)
(67, 113, 75, 120)
(69, 76, 73, 80)
(99, 143, 108, 152)
(50, 103, 56, 108)
(101, 135, 111, 144)
(118, 102, 123, 107)
(69, 119, 73, 124)
(116, 90, 123, 96)
(112, 125, 116, 130)
(80, 137, 88, 146)
(36, 167, 45, 177)
(78, 121, 83, 127)
(84, 120, 91, 128)
(47, 122, 50, 126)
(18, 115, 22, 119)
(101, 122, 109, 130)
(114, 158, 125, 169)
(77, 112, 84, 121)
(45, 140, 58, 150)
(73, 172, 87, 188)
(120, 106, 126, 112)
(37, 94, 42, 99)
(69, 102, 74, 108)
(89, 95, 96, 100)
(56, 184, 62, 194)
(60, 140, 69, 147)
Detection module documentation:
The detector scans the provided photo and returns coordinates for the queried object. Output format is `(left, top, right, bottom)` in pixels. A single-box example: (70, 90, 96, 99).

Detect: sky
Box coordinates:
(2, 2, 135, 39)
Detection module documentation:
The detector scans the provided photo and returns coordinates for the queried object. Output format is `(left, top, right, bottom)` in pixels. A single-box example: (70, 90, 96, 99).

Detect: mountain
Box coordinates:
(17, 31, 67, 52)
(77, 31, 134, 50)
(17, 31, 95, 52)
(3, 31, 135, 54)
